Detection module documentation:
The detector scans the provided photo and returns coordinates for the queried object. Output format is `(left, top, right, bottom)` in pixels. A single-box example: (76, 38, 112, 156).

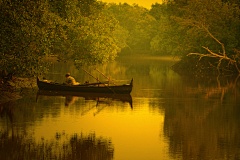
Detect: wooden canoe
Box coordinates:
(37, 77, 133, 94)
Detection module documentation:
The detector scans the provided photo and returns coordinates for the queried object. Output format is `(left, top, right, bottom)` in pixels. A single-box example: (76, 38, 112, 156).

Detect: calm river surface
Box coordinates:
(0, 56, 240, 160)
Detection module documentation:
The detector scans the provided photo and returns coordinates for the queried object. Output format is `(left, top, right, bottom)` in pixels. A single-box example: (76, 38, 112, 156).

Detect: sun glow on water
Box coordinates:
(32, 97, 169, 160)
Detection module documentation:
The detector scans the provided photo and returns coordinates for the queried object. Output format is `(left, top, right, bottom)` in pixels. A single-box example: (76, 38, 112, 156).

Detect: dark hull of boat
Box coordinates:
(37, 77, 133, 94)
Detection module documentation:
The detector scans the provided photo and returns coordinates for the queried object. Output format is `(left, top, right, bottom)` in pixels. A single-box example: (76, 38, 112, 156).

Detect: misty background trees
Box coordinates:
(1, 0, 240, 76)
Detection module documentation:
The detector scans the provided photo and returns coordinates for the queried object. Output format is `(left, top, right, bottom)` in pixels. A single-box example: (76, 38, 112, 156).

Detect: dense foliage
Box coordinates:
(150, 0, 240, 56)
(0, 0, 119, 77)
(105, 3, 157, 54)
(0, 0, 52, 76)
(1, 0, 240, 77)
(149, 0, 240, 74)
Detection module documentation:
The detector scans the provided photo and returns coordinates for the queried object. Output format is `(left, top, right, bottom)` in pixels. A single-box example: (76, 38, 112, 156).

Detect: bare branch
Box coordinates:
(175, 14, 240, 74)
(202, 27, 226, 57)
(187, 45, 239, 74)
(234, 62, 240, 73)
(182, 19, 226, 57)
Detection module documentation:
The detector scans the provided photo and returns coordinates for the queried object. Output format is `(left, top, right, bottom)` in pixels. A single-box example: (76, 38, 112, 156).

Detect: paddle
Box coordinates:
(94, 68, 117, 86)
(82, 68, 116, 94)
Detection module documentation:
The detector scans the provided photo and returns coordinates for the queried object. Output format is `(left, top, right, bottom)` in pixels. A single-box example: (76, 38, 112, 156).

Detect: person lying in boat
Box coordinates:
(65, 73, 79, 85)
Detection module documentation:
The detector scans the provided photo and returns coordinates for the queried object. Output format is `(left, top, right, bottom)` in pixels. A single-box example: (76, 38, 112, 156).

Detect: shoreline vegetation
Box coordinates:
(0, 53, 239, 104)
(0, 77, 37, 104)
(1, 0, 240, 78)
(172, 55, 240, 77)
(1, 0, 240, 103)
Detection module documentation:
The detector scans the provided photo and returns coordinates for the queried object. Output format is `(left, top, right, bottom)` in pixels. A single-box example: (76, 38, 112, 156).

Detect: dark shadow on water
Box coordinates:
(36, 90, 133, 109)
(0, 101, 15, 125)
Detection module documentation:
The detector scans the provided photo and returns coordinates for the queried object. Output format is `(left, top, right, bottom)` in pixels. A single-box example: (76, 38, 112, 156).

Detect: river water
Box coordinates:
(0, 56, 240, 160)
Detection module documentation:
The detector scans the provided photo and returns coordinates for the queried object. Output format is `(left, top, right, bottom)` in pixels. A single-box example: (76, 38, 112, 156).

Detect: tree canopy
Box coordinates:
(1, 0, 240, 77)
(0, 0, 120, 77)
(105, 3, 157, 53)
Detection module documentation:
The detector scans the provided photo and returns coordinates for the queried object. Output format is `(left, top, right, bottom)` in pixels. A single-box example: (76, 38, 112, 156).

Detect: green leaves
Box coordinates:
(0, 0, 50, 76)
(148, 0, 240, 59)
(105, 3, 157, 52)
(171, 0, 240, 56)
(2, 0, 239, 77)
(49, 0, 120, 67)
(1, 0, 120, 76)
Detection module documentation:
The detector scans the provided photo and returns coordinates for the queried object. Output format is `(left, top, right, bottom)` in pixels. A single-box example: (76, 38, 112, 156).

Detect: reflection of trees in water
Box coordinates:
(0, 101, 15, 124)
(0, 97, 114, 160)
(164, 105, 240, 160)
(184, 74, 240, 104)
(162, 75, 240, 160)
(0, 132, 114, 160)
(70, 133, 114, 160)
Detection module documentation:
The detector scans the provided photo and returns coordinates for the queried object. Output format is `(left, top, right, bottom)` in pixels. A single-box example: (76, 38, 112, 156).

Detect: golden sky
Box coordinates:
(99, 0, 163, 9)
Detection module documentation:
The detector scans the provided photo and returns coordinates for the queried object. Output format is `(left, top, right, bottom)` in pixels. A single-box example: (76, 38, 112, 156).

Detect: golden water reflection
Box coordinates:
(161, 75, 240, 160)
(0, 91, 169, 160)
(0, 131, 114, 160)
(33, 96, 168, 160)
(1, 56, 240, 160)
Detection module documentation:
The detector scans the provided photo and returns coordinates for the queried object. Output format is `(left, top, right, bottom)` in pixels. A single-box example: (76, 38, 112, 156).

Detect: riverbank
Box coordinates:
(0, 77, 37, 104)
(171, 55, 239, 76)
